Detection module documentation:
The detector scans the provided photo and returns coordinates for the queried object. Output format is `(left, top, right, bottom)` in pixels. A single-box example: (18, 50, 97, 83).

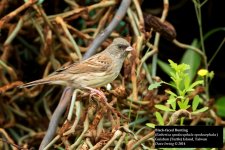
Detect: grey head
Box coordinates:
(105, 38, 133, 59)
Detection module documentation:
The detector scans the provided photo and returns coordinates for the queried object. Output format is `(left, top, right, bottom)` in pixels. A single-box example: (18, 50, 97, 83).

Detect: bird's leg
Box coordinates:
(85, 87, 106, 99)
(84, 87, 115, 114)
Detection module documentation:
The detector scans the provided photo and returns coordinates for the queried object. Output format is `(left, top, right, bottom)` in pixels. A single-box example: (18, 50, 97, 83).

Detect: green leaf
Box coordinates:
(185, 88, 195, 93)
(177, 101, 190, 109)
(192, 107, 209, 114)
(170, 100, 176, 110)
(192, 95, 200, 111)
(155, 112, 164, 125)
(148, 81, 163, 90)
(177, 101, 183, 108)
(167, 96, 177, 110)
(165, 90, 177, 97)
(146, 123, 155, 128)
(170, 76, 177, 84)
(157, 59, 174, 77)
(215, 96, 225, 117)
(183, 98, 190, 106)
(164, 81, 176, 89)
(186, 80, 203, 92)
(177, 63, 190, 72)
(181, 39, 201, 82)
(155, 104, 175, 112)
(167, 95, 176, 105)
(170, 71, 176, 79)
(184, 75, 190, 90)
(177, 95, 185, 100)
(168, 59, 178, 71)
(185, 105, 191, 110)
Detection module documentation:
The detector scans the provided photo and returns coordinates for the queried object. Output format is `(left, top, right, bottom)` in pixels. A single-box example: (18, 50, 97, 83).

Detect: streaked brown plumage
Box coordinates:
(19, 38, 133, 89)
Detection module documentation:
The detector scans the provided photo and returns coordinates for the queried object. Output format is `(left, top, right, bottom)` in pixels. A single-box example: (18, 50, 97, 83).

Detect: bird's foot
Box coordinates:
(84, 87, 116, 114)
(85, 87, 107, 99)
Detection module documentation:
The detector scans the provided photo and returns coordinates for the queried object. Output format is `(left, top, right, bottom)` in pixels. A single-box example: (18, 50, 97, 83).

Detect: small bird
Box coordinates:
(19, 38, 133, 89)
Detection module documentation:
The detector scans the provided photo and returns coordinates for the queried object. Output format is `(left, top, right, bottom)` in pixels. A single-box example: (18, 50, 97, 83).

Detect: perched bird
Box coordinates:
(19, 38, 133, 89)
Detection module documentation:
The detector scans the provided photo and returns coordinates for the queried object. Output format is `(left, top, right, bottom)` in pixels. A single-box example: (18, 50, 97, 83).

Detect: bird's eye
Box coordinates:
(117, 44, 128, 49)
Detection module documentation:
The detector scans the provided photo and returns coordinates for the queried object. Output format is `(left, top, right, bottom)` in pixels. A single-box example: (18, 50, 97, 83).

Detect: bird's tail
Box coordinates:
(18, 79, 51, 88)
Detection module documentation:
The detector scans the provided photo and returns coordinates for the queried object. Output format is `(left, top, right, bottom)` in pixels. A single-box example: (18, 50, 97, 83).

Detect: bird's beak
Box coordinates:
(125, 46, 133, 51)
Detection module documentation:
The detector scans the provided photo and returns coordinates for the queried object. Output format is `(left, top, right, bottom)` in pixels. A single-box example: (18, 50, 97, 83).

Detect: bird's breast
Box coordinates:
(71, 71, 119, 88)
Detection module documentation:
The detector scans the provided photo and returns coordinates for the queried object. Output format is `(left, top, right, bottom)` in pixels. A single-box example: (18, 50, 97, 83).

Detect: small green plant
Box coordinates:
(148, 59, 208, 126)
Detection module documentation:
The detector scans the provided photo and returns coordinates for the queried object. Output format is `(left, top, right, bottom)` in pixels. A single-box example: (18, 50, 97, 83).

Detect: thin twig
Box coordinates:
(130, 131, 155, 150)
(208, 37, 225, 66)
(0, 0, 38, 29)
(151, 0, 169, 77)
(55, 16, 82, 60)
(1, 17, 23, 62)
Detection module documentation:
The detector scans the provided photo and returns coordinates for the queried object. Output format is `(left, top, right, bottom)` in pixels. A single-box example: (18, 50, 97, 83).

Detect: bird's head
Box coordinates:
(107, 38, 133, 59)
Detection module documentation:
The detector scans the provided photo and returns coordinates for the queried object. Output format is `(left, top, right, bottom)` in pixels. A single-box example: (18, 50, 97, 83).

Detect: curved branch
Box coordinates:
(39, 87, 74, 150)
(83, 0, 132, 59)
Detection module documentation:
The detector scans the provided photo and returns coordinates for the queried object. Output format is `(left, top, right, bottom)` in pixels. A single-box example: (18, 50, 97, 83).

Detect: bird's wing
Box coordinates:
(57, 52, 112, 74)
(54, 62, 78, 72)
